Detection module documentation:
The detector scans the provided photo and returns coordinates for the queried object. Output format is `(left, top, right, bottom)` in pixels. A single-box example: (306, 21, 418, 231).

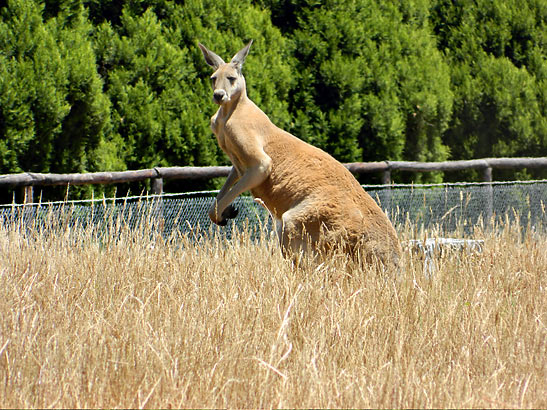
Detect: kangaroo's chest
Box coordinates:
(211, 109, 247, 173)
(211, 109, 229, 152)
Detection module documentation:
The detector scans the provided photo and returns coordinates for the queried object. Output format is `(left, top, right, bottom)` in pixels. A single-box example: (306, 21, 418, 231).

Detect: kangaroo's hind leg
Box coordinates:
(276, 201, 323, 265)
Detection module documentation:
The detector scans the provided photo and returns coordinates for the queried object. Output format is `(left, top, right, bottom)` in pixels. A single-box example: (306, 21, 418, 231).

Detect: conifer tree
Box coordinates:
(0, 0, 111, 175)
(1, 0, 546, 200)
(431, 0, 547, 179)
(286, 0, 454, 182)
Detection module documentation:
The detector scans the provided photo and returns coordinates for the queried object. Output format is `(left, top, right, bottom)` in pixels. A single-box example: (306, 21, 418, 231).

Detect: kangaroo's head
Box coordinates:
(198, 40, 253, 105)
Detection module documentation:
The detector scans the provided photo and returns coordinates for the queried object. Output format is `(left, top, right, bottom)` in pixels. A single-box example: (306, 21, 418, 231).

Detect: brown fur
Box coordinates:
(199, 40, 402, 266)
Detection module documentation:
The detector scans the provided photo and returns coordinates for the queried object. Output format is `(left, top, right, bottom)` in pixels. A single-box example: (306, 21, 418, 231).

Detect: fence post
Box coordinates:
(483, 166, 493, 225)
(382, 170, 391, 185)
(151, 177, 163, 195)
(382, 164, 392, 217)
(150, 176, 164, 232)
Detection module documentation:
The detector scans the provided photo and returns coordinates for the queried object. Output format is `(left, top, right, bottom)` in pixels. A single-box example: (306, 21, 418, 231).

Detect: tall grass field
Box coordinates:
(0, 206, 545, 408)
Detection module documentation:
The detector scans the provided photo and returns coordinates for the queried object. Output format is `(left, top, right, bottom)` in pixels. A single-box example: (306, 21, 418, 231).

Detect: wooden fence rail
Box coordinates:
(1, 157, 546, 203)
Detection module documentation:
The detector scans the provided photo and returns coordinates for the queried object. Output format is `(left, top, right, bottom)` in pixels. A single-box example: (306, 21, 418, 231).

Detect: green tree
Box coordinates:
(91, 0, 296, 191)
(0, 0, 69, 174)
(431, 0, 547, 180)
(286, 0, 453, 182)
(0, 0, 111, 200)
(94, 8, 214, 171)
(2, 0, 546, 203)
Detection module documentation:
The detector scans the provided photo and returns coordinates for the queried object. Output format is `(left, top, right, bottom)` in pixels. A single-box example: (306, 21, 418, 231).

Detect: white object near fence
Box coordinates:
(406, 238, 484, 277)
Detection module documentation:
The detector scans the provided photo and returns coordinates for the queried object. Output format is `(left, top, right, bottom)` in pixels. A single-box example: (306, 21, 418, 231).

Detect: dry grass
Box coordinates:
(0, 210, 545, 408)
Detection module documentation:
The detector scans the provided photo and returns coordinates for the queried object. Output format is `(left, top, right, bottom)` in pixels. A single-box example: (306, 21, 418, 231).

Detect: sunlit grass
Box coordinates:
(0, 207, 545, 408)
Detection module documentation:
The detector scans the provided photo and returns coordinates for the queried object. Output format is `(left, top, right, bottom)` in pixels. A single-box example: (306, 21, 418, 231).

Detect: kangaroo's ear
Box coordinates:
(230, 40, 253, 72)
(198, 43, 225, 69)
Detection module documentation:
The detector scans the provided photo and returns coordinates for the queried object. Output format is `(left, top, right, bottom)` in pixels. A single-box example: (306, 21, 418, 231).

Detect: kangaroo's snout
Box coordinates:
(213, 90, 227, 104)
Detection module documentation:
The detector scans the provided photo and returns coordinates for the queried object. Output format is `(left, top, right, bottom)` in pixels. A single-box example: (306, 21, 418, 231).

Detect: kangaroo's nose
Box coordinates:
(213, 90, 226, 103)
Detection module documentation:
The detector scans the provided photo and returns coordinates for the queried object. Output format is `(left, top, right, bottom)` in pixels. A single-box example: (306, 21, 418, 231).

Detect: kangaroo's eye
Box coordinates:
(227, 76, 237, 84)
(210, 77, 216, 87)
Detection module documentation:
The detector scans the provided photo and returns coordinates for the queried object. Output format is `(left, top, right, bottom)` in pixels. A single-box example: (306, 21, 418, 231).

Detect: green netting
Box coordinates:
(1, 181, 545, 237)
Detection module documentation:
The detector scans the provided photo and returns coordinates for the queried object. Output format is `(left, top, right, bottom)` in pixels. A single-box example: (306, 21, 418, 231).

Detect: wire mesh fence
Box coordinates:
(1, 180, 546, 239)
(371, 180, 546, 233)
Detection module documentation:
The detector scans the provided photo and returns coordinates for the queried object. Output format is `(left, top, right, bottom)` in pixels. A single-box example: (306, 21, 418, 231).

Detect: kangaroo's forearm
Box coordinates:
(217, 166, 239, 200)
(216, 159, 272, 213)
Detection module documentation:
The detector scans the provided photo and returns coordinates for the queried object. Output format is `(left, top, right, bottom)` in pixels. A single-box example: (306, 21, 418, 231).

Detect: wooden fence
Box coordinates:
(1, 157, 546, 204)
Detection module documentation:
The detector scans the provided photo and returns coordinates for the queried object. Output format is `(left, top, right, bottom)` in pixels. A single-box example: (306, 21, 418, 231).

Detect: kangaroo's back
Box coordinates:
(250, 121, 402, 265)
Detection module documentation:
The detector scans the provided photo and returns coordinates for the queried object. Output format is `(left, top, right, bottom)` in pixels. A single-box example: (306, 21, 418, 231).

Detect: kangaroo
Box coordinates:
(198, 40, 402, 267)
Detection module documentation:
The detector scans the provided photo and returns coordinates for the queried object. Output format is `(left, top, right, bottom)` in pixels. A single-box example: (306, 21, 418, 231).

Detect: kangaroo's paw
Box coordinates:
(217, 204, 239, 226)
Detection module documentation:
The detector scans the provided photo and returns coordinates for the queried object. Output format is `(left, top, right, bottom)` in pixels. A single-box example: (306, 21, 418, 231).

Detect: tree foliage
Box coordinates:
(0, 0, 545, 200)
(431, 0, 547, 180)
(288, 0, 453, 182)
(0, 0, 110, 175)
